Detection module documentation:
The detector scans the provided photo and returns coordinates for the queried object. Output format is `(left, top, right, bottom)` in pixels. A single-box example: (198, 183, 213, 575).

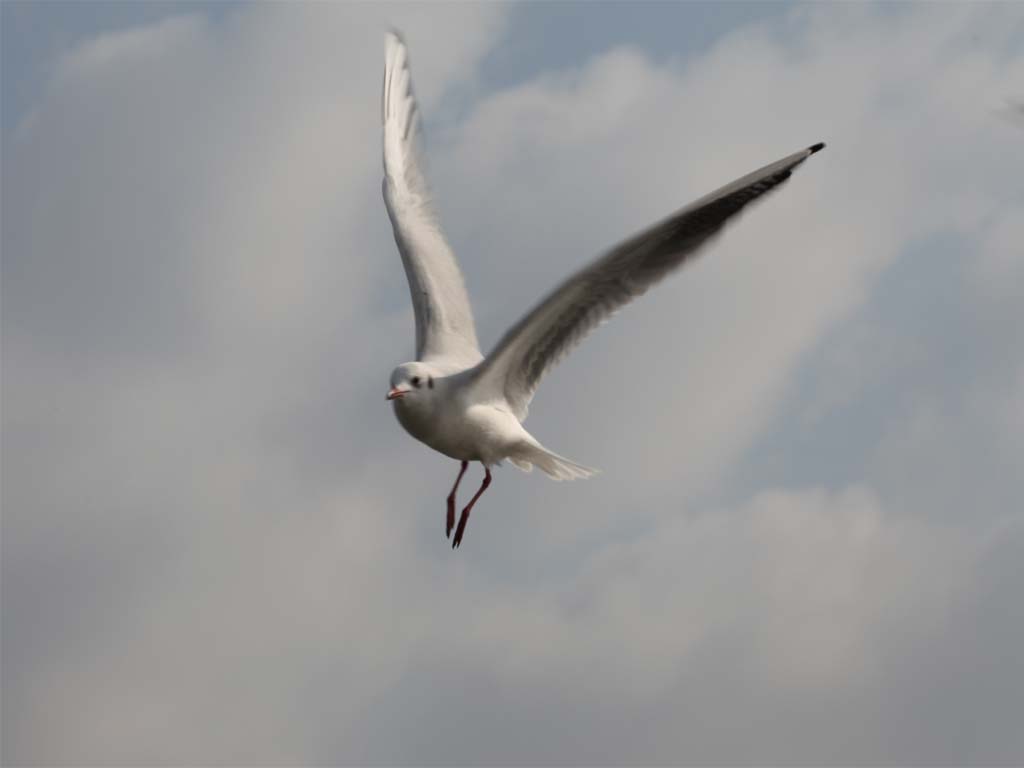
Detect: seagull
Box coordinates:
(382, 31, 825, 548)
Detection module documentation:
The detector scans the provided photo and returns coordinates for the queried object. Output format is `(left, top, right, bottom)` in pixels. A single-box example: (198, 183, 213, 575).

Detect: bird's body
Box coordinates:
(391, 368, 514, 465)
(389, 361, 587, 475)
(380, 31, 825, 547)
(398, 395, 526, 467)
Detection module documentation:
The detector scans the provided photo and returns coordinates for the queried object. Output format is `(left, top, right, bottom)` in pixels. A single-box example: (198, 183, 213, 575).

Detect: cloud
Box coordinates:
(3, 2, 1022, 765)
(54, 14, 205, 82)
(344, 485, 1004, 765)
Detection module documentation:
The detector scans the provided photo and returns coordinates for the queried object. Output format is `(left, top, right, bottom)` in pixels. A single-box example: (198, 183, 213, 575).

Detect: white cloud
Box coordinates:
(3, 3, 1022, 765)
(55, 14, 206, 82)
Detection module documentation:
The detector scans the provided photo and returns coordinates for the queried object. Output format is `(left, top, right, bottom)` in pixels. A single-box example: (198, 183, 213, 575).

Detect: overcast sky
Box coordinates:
(3, 2, 1023, 765)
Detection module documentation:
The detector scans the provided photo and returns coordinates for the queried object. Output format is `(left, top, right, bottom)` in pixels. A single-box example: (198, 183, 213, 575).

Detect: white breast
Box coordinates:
(392, 394, 527, 466)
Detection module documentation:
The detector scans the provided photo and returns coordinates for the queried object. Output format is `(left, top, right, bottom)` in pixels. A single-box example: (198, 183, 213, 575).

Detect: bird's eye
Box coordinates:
(411, 376, 421, 388)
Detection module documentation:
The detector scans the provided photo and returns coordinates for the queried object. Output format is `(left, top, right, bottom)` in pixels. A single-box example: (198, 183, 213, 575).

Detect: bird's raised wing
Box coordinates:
(469, 143, 826, 419)
(383, 31, 481, 366)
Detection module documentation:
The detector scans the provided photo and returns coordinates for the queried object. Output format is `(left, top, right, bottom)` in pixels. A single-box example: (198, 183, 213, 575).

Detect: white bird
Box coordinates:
(381, 31, 825, 548)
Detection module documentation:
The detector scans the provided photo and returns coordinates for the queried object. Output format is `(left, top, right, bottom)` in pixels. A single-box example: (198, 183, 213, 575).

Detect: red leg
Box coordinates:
(452, 466, 491, 549)
(446, 461, 469, 539)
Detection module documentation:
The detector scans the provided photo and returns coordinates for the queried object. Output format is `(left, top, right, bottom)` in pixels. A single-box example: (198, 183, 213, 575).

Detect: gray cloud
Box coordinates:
(2, 3, 1022, 765)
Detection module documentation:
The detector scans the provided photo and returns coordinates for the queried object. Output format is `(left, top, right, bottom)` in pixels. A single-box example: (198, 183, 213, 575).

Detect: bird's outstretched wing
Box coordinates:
(469, 143, 826, 419)
(383, 31, 481, 366)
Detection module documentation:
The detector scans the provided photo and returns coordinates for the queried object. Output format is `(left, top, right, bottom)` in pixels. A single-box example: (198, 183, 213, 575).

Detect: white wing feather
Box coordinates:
(383, 31, 481, 366)
(470, 143, 826, 419)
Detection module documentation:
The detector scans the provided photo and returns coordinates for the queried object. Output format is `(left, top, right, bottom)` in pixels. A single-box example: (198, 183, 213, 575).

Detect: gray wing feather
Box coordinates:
(470, 143, 826, 419)
(383, 31, 481, 365)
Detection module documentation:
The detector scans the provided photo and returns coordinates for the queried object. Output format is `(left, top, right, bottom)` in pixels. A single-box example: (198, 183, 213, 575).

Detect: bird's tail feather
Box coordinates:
(509, 443, 597, 481)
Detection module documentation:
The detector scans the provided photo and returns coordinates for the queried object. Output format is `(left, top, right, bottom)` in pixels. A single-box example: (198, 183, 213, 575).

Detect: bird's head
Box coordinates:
(387, 362, 436, 403)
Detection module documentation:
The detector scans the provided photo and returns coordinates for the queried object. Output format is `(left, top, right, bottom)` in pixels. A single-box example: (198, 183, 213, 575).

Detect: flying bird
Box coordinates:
(381, 31, 825, 548)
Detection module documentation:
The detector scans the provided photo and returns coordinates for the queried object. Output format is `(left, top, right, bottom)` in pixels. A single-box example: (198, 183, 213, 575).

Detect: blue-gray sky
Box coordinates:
(3, 2, 1023, 765)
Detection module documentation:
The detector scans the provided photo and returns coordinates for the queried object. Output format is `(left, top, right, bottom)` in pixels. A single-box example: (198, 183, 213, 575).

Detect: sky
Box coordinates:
(2, 2, 1023, 765)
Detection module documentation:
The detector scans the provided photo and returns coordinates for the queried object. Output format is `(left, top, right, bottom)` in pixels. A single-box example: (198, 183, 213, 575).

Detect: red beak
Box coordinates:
(386, 387, 408, 401)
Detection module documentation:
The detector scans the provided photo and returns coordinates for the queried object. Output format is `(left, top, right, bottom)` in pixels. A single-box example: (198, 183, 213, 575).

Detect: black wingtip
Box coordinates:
(809, 141, 826, 154)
